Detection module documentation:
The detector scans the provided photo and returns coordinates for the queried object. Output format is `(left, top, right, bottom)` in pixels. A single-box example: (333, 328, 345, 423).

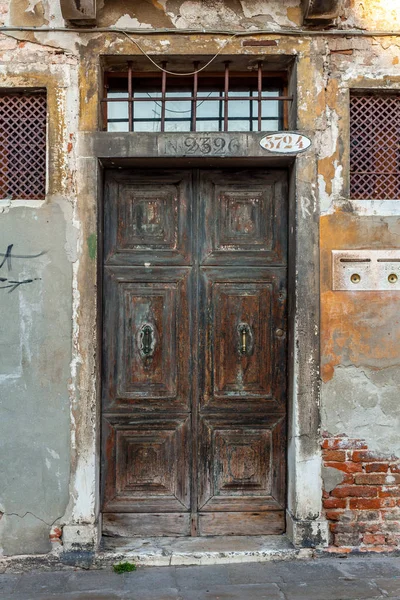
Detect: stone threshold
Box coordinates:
(0, 536, 314, 572)
(98, 535, 310, 567)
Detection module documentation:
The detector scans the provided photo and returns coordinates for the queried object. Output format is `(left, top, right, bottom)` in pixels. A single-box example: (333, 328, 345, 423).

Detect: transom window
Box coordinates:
(102, 62, 289, 133)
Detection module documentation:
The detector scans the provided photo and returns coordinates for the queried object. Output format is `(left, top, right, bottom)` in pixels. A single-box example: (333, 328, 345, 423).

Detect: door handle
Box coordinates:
(238, 323, 253, 357)
(139, 323, 155, 358)
(240, 325, 248, 355)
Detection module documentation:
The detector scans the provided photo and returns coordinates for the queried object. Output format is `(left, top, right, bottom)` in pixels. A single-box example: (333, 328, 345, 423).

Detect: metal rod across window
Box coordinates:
(102, 61, 292, 133)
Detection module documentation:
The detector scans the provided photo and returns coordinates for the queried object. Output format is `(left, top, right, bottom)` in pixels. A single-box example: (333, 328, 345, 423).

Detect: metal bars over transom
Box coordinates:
(102, 62, 290, 133)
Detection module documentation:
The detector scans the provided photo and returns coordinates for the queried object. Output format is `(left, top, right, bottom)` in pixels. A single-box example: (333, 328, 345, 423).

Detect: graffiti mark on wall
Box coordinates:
(0, 244, 46, 293)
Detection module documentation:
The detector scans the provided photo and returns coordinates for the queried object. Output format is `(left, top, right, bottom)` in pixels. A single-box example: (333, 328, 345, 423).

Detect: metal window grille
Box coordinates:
(350, 94, 400, 199)
(102, 62, 290, 133)
(0, 91, 47, 200)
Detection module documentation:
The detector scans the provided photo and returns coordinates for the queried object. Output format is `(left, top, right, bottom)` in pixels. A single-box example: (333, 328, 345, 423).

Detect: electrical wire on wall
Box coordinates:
(2, 25, 400, 76)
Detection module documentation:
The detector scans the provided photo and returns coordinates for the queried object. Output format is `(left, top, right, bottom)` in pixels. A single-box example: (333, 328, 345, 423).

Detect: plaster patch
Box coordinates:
(321, 465, 345, 493)
(315, 107, 339, 160)
(319, 161, 343, 215)
(54, 198, 79, 264)
(341, 200, 400, 216)
(321, 365, 400, 456)
(239, 0, 299, 26)
(114, 14, 152, 29)
(172, 1, 241, 29)
(0, 200, 45, 214)
(25, 0, 42, 13)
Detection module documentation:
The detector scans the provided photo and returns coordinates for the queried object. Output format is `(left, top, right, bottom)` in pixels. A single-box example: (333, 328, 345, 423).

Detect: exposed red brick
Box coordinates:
(323, 497, 347, 509)
(356, 511, 380, 522)
(365, 463, 389, 473)
(325, 510, 345, 521)
(322, 438, 367, 450)
(386, 533, 400, 545)
(379, 498, 397, 508)
(384, 522, 400, 532)
(332, 485, 378, 498)
(325, 546, 352, 554)
(349, 498, 382, 510)
(355, 474, 400, 485)
(381, 509, 400, 521)
(323, 449, 346, 462)
(379, 486, 400, 498)
(352, 451, 396, 463)
(322, 437, 400, 553)
(334, 532, 361, 547)
(363, 533, 386, 545)
(357, 523, 381, 534)
(324, 461, 363, 474)
(330, 522, 357, 534)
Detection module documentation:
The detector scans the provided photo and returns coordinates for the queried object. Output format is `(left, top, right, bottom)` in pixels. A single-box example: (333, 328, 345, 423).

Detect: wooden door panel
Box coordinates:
(199, 170, 287, 266)
(104, 171, 192, 266)
(200, 268, 287, 412)
(198, 415, 286, 512)
(102, 267, 191, 412)
(103, 513, 191, 537)
(102, 415, 190, 514)
(198, 511, 285, 536)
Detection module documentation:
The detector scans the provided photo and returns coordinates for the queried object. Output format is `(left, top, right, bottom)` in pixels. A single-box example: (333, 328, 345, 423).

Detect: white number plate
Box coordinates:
(260, 133, 311, 154)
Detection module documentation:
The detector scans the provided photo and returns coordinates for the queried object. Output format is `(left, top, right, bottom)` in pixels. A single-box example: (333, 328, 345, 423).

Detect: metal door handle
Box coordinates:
(139, 324, 155, 357)
(240, 325, 247, 355)
(238, 323, 253, 357)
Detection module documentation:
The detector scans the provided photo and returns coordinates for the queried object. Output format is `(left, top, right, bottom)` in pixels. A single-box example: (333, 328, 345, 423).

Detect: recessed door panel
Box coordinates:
(199, 268, 287, 412)
(200, 170, 287, 266)
(102, 415, 190, 517)
(104, 171, 192, 265)
(102, 267, 191, 412)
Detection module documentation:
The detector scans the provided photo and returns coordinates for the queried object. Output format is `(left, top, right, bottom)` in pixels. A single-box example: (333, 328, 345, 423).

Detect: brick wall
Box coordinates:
(322, 435, 400, 552)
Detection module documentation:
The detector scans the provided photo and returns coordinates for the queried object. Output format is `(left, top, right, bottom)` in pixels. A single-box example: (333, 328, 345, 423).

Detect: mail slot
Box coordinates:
(332, 250, 400, 291)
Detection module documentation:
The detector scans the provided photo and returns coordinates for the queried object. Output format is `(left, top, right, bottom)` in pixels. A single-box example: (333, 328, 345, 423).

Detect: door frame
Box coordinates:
(67, 131, 327, 550)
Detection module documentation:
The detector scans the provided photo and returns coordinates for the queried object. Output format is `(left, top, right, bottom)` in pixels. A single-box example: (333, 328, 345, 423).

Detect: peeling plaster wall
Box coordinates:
(0, 27, 80, 556)
(0, 203, 72, 556)
(0, 0, 400, 557)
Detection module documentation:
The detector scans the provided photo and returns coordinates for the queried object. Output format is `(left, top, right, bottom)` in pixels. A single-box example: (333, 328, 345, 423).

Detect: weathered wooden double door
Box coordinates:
(102, 168, 288, 537)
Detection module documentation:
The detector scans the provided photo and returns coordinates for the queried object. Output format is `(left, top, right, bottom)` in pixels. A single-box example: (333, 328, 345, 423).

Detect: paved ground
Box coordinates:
(1, 556, 400, 600)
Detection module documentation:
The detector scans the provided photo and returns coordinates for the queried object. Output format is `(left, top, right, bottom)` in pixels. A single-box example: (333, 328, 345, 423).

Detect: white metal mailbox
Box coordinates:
(332, 250, 400, 291)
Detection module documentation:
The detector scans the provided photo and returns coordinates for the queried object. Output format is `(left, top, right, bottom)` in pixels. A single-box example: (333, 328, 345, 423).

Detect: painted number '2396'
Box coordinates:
(184, 137, 240, 155)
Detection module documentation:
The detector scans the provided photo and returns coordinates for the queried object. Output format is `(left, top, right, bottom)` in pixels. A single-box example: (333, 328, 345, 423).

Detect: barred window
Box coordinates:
(102, 61, 289, 133)
(0, 91, 47, 200)
(350, 93, 400, 199)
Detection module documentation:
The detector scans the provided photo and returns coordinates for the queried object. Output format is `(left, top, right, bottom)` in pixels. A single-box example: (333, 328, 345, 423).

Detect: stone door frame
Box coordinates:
(64, 130, 327, 551)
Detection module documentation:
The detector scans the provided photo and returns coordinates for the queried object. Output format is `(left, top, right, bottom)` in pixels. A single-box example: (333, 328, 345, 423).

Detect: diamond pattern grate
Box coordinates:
(0, 92, 46, 200)
(350, 94, 400, 199)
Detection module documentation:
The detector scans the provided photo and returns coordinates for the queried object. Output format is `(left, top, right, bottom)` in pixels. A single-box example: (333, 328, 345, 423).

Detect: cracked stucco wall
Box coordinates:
(0, 201, 75, 556)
